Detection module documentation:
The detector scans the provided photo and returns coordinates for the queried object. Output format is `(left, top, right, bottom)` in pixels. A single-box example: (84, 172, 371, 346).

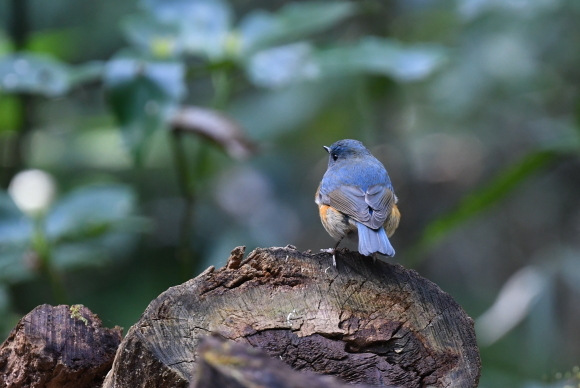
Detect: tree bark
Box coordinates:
(0, 304, 122, 388)
(103, 246, 481, 388)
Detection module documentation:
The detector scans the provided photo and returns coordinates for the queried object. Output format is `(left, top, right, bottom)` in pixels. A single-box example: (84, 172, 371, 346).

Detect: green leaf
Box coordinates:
(315, 37, 448, 81)
(228, 80, 345, 139)
(123, 14, 182, 58)
(45, 184, 136, 242)
(68, 61, 105, 86)
(0, 53, 71, 96)
(51, 230, 144, 271)
(0, 53, 104, 97)
(0, 190, 32, 245)
(246, 38, 447, 89)
(412, 150, 562, 260)
(238, 2, 357, 54)
(0, 191, 34, 284)
(0, 190, 34, 283)
(246, 42, 318, 89)
(104, 53, 185, 162)
(137, 0, 233, 59)
(43, 183, 148, 270)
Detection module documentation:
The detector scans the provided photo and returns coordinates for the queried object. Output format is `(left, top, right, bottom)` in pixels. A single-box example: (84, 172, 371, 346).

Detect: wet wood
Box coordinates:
(103, 246, 481, 388)
(0, 304, 122, 388)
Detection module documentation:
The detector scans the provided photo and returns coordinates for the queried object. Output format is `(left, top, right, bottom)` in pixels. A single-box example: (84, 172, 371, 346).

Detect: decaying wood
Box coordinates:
(0, 304, 122, 388)
(104, 246, 481, 388)
(193, 334, 379, 388)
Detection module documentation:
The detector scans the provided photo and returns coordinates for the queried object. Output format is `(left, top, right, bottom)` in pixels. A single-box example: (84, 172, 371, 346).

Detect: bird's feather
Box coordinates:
(356, 223, 395, 256)
(325, 184, 395, 229)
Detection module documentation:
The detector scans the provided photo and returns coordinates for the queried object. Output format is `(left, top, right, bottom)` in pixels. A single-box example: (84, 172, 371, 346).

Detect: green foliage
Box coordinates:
(0, 183, 140, 293)
(237, 2, 357, 53)
(244, 38, 447, 89)
(0, 31, 13, 55)
(27, 29, 82, 61)
(93, 0, 449, 165)
(104, 53, 185, 163)
(0, 53, 103, 97)
(0, 96, 21, 132)
(46, 184, 139, 242)
(1, 1, 447, 165)
(1, 0, 580, 386)
(0, 0, 449, 320)
(315, 37, 448, 81)
(131, 0, 234, 59)
(413, 149, 563, 261)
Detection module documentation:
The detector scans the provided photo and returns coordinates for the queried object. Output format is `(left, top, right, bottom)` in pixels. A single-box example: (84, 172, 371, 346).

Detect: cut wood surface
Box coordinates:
(194, 334, 379, 388)
(103, 246, 481, 388)
(0, 304, 122, 388)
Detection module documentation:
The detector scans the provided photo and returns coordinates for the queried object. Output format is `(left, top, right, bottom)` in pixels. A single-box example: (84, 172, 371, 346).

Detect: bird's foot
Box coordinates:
(320, 248, 337, 267)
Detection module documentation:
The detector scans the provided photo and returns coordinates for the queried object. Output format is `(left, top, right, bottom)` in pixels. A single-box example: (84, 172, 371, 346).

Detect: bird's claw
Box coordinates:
(320, 248, 337, 267)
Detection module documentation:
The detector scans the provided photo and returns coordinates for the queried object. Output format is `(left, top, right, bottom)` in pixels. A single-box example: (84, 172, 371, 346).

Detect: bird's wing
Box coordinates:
(365, 184, 395, 228)
(326, 184, 395, 229)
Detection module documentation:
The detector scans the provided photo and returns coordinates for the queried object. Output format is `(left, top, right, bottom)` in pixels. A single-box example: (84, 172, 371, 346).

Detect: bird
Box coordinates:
(315, 139, 400, 266)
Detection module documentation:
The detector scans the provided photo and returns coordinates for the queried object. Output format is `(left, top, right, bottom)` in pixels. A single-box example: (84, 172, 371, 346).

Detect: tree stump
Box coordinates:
(103, 246, 480, 388)
(194, 334, 378, 388)
(0, 304, 122, 388)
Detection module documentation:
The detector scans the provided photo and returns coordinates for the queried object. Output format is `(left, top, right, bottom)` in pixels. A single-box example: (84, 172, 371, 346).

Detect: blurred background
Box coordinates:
(1, 0, 580, 386)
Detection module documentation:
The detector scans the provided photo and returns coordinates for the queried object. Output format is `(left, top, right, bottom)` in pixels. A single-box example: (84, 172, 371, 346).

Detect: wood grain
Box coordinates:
(193, 335, 379, 388)
(0, 304, 122, 388)
(102, 246, 480, 388)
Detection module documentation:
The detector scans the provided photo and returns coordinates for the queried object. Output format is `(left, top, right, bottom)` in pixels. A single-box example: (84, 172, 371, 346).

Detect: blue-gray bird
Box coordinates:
(315, 139, 400, 265)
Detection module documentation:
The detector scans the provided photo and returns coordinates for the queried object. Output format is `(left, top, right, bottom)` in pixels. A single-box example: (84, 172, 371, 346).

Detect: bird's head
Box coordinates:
(324, 139, 370, 167)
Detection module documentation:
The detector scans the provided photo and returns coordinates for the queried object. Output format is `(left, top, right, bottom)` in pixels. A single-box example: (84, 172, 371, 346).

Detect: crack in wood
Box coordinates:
(101, 247, 480, 388)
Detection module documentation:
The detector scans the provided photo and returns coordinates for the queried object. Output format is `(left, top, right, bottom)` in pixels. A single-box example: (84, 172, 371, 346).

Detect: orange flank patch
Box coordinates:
(386, 204, 401, 237)
(319, 204, 330, 219)
(391, 204, 401, 220)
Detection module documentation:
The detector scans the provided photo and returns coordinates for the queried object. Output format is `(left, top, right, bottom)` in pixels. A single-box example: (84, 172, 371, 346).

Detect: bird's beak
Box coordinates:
(323, 146, 330, 153)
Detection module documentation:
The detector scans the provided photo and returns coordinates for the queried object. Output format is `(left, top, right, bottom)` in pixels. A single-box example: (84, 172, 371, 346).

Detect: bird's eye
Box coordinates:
(332, 153, 338, 161)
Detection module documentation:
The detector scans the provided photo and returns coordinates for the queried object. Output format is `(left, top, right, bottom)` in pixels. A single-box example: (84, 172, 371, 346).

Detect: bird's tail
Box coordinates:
(356, 223, 395, 257)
